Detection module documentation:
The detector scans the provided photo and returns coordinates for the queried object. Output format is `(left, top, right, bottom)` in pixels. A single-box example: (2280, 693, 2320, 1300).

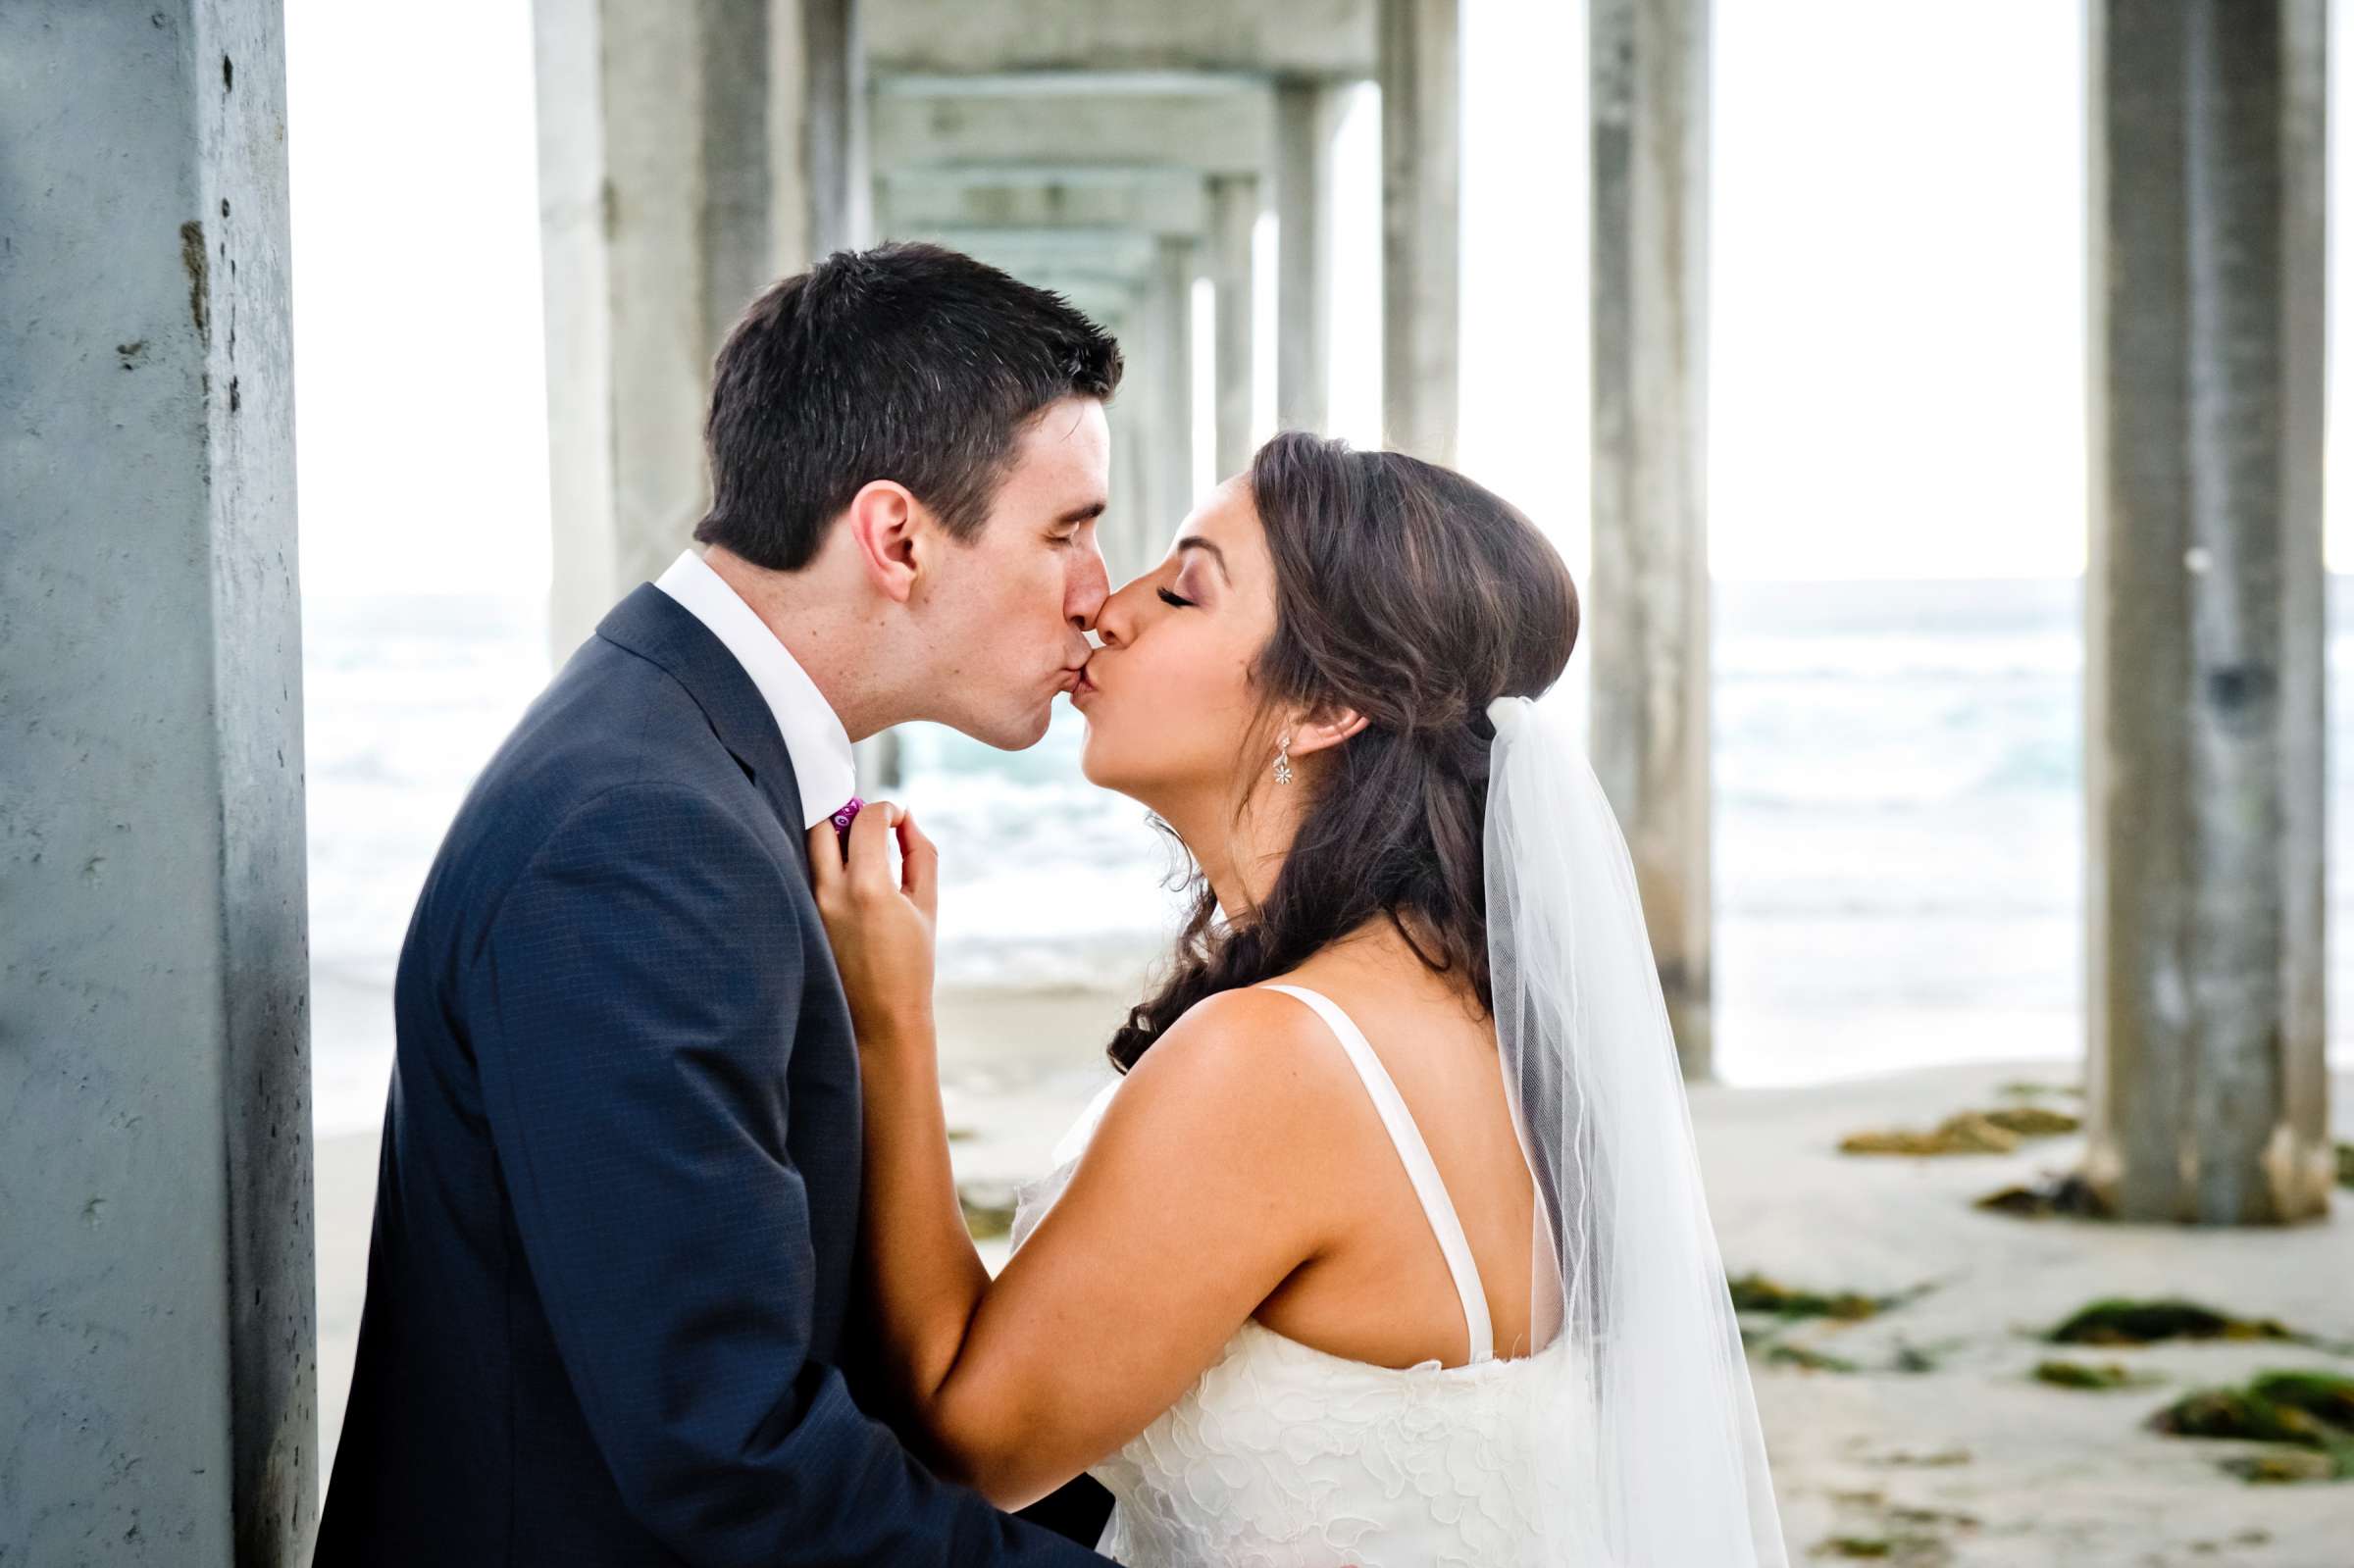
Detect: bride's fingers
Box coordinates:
(896, 810, 939, 919)
(844, 798, 902, 903)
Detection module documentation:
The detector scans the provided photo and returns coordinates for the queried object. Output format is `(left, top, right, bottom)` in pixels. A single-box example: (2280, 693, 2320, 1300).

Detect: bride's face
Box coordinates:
(1073, 477, 1280, 817)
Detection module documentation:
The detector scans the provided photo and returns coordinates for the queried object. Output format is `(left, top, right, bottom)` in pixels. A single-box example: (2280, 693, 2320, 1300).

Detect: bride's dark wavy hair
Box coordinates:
(1107, 431, 1579, 1072)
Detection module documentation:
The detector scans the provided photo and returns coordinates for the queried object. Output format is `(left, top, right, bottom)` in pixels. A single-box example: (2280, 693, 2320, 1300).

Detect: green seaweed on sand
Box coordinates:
(2046, 1298, 2296, 1347)
(2150, 1370, 2354, 1484)
(1754, 1335, 1951, 1376)
(1732, 1274, 1935, 1372)
(2250, 1370, 2354, 1429)
(1813, 1534, 1949, 1564)
(1728, 1272, 1911, 1323)
(2031, 1358, 2158, 1391)
(2221, 1449, 2344, 1484)
(1975, 1172, 2106, 1219)
(1767, 1342, 1862, 1374)
(1841, 1103, 2080, 1157)
(1978, 1106, 2079, 1138)
(2156, 1387, 2336, 1444)
(1839, 1113, 2019, 1156)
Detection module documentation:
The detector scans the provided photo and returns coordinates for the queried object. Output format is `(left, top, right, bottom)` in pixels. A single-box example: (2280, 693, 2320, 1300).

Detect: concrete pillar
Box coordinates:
(799, 0, 902, 794)
(1143, 237, 1202, 536)
(802, 0, 870, 259)
(1378, 0, 1461, 465)
(0, 5, 316, 1562)
(1273, 80, 1337, 434)
(1588, 0, 1713, 1082)
(1101, 343, 1153, 583)
(534, 0, 860, 664)
(2085, 0, 2330, 1224)
(1207, 174, 1260, 481)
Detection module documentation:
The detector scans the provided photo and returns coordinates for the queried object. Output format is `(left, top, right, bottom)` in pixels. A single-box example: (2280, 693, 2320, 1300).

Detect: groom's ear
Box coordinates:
(841, 480, 923, 604)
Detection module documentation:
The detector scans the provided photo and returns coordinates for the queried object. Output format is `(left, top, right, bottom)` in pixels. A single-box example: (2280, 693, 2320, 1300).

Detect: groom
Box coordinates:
(317, 244, 1121, 1564)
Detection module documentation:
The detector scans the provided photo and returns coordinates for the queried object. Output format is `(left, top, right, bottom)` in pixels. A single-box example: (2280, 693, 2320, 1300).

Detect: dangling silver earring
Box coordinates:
(1273, 733, 1295, 785)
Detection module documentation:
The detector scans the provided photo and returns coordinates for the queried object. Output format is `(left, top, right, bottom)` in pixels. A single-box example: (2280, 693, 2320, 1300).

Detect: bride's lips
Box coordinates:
(1069, 660, 1101, 706)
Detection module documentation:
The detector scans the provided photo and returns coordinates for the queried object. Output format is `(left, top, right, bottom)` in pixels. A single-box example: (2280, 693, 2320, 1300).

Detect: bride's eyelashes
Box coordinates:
(1157, 586, 1197, 609)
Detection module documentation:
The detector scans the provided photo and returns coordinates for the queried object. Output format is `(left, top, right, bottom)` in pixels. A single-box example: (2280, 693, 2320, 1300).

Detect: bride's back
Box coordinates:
(1248, 924, 1543, 1370)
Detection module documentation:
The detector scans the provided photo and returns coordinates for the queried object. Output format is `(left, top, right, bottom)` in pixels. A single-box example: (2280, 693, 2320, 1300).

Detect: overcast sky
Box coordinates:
(284, 1, 2347, 598)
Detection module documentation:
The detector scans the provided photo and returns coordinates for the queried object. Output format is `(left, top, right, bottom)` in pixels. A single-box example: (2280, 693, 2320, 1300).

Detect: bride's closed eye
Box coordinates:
(1157, 586, 1197, 609)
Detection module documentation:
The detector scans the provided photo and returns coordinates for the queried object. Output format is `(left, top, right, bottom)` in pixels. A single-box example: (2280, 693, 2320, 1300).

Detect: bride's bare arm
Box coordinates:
(807, 808, 1349, 1510)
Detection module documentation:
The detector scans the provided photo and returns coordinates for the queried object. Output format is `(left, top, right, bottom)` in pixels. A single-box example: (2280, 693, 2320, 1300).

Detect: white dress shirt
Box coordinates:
(654, 549, 858, 831)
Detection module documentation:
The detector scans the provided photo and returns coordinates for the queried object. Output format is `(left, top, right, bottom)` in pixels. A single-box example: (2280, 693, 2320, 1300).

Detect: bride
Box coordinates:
(808, 431, 1786, 1567)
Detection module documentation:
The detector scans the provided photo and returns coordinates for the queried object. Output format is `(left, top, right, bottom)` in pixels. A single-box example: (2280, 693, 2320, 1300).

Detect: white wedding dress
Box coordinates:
(1010, 985, 1589, 1568)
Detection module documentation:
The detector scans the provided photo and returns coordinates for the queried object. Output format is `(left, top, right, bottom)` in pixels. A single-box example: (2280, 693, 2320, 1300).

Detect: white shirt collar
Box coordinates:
(654, 549, 857, 831)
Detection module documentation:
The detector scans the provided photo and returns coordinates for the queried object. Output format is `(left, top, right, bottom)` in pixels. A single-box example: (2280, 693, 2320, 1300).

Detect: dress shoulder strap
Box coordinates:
(1260, 984, 1495, 1365)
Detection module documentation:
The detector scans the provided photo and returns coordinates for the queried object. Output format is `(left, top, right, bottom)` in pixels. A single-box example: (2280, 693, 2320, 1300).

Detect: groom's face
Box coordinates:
(915, 395, 1111, 748)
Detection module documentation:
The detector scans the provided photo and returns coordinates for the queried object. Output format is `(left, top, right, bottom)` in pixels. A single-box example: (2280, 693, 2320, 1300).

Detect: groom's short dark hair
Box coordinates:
(693, 242, 1125, 572)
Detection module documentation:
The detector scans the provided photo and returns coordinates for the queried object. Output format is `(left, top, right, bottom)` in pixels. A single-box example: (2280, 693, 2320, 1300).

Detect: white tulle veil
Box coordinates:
(1485, 691, 1787, 1566)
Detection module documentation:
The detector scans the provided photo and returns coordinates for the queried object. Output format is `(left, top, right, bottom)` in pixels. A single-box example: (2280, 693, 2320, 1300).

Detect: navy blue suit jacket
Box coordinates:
(317, 585, 1110, 1565)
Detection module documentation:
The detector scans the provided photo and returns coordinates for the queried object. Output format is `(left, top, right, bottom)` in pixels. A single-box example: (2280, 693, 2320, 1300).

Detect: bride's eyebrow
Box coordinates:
(1173, 536, 1230, 582)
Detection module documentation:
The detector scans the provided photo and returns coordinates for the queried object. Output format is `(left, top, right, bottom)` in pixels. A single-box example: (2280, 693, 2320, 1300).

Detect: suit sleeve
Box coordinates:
(471, 783, 1108, 1567)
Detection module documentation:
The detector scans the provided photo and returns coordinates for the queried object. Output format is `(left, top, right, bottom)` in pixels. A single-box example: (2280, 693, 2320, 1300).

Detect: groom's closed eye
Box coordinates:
(1049, 501, 1107, 544)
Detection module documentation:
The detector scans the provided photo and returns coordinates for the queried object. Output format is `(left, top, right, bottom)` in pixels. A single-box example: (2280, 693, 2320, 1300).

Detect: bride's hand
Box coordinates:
(805, 800, 939, 1049)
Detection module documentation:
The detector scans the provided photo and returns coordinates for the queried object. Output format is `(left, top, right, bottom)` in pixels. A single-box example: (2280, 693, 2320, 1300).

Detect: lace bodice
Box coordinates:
(1009, 986, 1590, 1568)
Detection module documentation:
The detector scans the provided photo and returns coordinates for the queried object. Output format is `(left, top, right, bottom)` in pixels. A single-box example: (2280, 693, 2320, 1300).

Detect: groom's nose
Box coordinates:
(1067, 529, 1111, 631)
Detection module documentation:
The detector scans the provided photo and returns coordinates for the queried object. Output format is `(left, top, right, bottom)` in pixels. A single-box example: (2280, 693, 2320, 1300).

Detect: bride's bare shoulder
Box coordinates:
(1102, 986, 1365, 1142)
(1130, 985, 1345, 1076)
(1049, 986, 1371, 1259)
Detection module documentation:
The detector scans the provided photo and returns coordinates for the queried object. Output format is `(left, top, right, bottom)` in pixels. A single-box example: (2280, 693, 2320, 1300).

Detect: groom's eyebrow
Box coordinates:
(1175, 536, 1230, 581)
(1056, 499, 1107, 525)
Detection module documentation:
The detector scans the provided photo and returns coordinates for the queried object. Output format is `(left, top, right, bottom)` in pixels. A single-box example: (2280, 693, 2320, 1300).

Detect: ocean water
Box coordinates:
(301, 579, 2354, 1135)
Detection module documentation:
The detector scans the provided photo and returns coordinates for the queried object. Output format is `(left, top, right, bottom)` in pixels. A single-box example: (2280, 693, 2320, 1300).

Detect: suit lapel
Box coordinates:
(594, 584, 816, 879)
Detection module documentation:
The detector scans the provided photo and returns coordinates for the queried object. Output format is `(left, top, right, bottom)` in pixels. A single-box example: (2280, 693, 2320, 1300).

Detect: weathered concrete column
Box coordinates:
(1589, 0, 1713, 1081)
(1144, 236, 1202, 533)
(1100, 327, 1155, 583)
(1273, 79, 1338, 434)
(801, 0, 870, 259)
(1378, 0, 1460, 465)
(534, 0, 860, 663)
(2085, 0, 2330, 1224)
(1207, 174, 1259, 480)
(803, 1, 898, 792)
(0, 5, 316, 1562)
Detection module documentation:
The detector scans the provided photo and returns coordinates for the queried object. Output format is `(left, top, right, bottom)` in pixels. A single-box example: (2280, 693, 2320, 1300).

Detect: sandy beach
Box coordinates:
(313, 986, 2354, 1566)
